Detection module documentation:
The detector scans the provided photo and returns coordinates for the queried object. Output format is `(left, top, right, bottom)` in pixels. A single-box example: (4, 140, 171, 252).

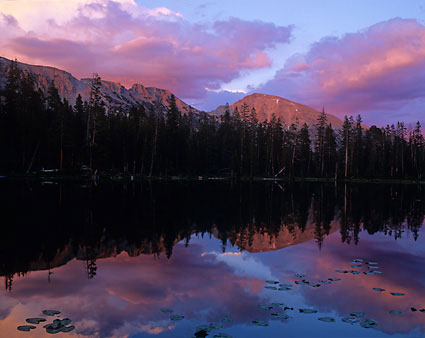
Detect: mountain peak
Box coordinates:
(213, 92, 342, 127)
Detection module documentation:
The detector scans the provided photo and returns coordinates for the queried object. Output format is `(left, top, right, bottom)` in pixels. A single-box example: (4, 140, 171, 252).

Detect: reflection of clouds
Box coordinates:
(0, 243, 270, 337)
(204, 251, 276, 283)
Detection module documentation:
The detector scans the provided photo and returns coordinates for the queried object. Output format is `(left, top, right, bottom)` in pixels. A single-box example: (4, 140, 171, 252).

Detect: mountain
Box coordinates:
(0, 56, 202, 116)
(212, 93, 343, 127)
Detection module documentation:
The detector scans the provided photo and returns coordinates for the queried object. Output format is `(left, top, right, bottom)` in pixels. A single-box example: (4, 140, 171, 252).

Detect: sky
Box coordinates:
(1, 0, 425, 126)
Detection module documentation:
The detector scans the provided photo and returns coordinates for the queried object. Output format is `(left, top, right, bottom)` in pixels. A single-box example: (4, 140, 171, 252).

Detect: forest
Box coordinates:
(1, 59, 424, 180)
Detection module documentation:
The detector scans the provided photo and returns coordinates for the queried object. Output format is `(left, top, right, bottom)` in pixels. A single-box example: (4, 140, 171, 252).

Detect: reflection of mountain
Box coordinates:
(1, 181, 423, 281)
(229, 221, 340, 253)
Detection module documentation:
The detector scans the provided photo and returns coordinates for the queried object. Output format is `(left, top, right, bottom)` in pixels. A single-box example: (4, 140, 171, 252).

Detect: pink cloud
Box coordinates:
(260, 18, 425, 126)
(0, 1, 292, 99)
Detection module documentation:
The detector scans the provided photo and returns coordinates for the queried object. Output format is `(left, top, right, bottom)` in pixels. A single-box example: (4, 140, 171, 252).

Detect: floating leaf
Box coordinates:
(390, 292, 405, 296)
(279, 284, 293, 288)
(42, 310, 61, 316)
(278, 286, 292, 291)
(353, 259, 363, 263)
(366, 262, 378, 265)
(342, 317, 360, 324)
(319, 280, 332, 284)
(295, 280, 309, 285)
(318, 317, 335, 322)
(389, 310, 402, 315)
(349, 271, 361, 275)
(252, 320, 269, 326)
(411, 308, 417, 312)
(26, 318, 46, 324)
(360, 319, 377, 328)
(170, 315, 184, 321)
(220, 316, 233, 323)
(328, 278, 341, 282)
(17, 325, 36, 332)
(266, 280, 279, 285)
(258, 305, 273, 310)
(194, 329, 209, 338)
(335, 270, 347, 273)
(295, 274, 305, 278)
(61, 325, 75, 333)
(350, 312, 365, 318)
(213, 334, 232, 338)
(372, 288, 385, 292)
(420, 309, 425, 313)
(264, 286, 278, 290)
(299, 309, 317, 314)
(271, 313, 289, 319)
(272, 303, 284, 307)
(351, 265, 362, 268)
(208, 323, 223, 330)
(160, 308, 173, 313)
(284, 306, 294, 311)
(61, 318, 72, 326)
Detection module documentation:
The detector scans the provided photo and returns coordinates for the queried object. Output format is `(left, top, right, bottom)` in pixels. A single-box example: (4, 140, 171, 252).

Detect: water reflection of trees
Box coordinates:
(1, 181, 424, 288)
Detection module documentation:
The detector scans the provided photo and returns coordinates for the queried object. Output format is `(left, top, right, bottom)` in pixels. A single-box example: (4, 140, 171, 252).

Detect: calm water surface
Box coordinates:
(0, 181, 424, 337)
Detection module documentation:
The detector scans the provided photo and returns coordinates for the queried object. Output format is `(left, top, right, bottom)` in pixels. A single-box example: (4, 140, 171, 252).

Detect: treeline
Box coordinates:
(1, 60, 425, 179)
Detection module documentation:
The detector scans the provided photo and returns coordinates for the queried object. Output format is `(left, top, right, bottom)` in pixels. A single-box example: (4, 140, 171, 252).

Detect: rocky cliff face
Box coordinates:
(0, 57, 202, 116)
(213, 93, 343, 127)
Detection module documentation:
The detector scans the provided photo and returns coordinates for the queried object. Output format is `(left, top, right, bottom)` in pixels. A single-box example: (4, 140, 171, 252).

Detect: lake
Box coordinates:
(0, 180, 424, 337)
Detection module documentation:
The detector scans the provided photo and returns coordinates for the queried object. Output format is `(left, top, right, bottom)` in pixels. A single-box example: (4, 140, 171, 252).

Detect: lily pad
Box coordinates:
(208, 323, 223, 330)
(295, 280, 309, 285)
(360, 319, 377, 328)
(264, 286, 278, 290)
(194, 329, 209, 338)
(328, 278, 341, 281)
(299, 309, 317, 314)
(366, 262, 378, 265)
(318, 317, 335, 322)
(351, 265, 362, 268)
(353, 259, 363, 262)
(17, 325, 36, 332)
(42, 310, 61, 316)
(411, 308, 417, 312)
(266, 280, 280, 285)
(372, 288, 385, 292)
(349, 271, 361, 275)
(61, 325, 75, 333)
(350, 312, 366, 318)
(271, 312, 290, 319)
(258, 305, 273, 310)
(252, 320, 269, 326)
(272, 303, 284, 307)
(278, 286, 292, 291)
(213, 334, 232, 338)
(335, 270, 348, 273)
(342, 317, 360, 324)
(295, 274, 305, 278)
(160, 308, 173, 313)
(170, 315, 184, 321)
(389, 310, 402, 315)
(279, 283, 293, 288)
(26, 317, 46, 324)
(220, 316, 233, 323)
(390, 292, 405, 296)
(420, 309, 425, 313)
(61, 318, 72, 326)
(319, 280, 332, 284)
